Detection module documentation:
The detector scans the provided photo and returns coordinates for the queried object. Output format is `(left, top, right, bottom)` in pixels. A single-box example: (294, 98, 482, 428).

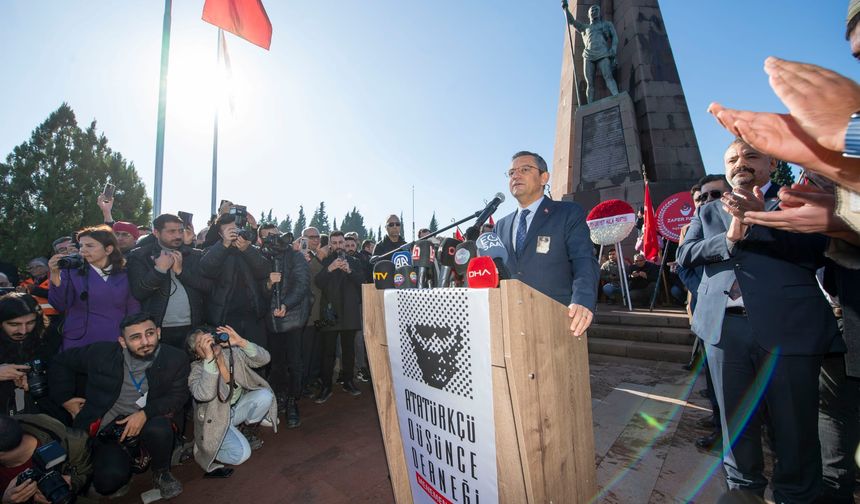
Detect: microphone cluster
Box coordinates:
(373, 232, 511, 291)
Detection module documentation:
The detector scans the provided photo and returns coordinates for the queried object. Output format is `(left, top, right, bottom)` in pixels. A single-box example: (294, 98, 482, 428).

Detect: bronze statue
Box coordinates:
(562, 1, 619, 103)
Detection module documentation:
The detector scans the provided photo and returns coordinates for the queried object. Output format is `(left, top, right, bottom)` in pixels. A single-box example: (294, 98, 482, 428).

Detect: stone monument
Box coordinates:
(552, 0, 705, 218)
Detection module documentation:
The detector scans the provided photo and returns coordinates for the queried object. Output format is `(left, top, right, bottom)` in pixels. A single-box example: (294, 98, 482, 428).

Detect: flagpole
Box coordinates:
(210, 29, 223, 217)
(153, 0, 172, 217)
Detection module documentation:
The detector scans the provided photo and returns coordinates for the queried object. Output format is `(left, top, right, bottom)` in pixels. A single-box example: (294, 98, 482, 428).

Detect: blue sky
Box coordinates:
(1, 1, 856, 239)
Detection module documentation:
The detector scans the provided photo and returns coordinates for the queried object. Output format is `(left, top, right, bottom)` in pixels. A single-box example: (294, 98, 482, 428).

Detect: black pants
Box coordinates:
(706, 313, 822, 503)
(301, 325, 321, 386)
(160, 325, 192, 351)
(92, 416, 174, 495)
(320, 330, 355, 387)
(268, 327, 303, 399)
(818, 352, 860, 503)
(224, 313, 267, 349)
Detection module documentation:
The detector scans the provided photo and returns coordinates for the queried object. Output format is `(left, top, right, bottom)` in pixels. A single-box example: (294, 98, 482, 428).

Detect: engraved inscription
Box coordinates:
(580, 106, 630, 183)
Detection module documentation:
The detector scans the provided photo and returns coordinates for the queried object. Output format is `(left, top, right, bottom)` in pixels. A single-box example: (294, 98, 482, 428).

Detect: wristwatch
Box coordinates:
(844, 112, 860, 158)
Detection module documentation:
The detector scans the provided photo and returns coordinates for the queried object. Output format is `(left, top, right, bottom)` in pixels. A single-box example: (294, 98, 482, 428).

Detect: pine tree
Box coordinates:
(332, 217, 338, 231)
(0, 103, 151, 266)
(309, 202, 330, 233)
(428, 212, 439, 233)
(378, 225, 383, 241)
(771, 160, 796, 186)
(279, 214, 293, 234)
(293, 206, 307, 237)
(340, 207, 368, 239)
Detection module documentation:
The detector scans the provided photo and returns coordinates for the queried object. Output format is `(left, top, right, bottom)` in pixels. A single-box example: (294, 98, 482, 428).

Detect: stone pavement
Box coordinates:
(113, 354, 854, 503)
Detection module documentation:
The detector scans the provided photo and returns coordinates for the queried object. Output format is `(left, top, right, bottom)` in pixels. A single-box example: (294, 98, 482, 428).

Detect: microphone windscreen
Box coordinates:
(493, 257, 511, 280)
(438, 238, 461, 267)
(453, 241, 477, 275)
(476, 232, 509, 261)
(395, 266, 417, 289)
(466, 256, 499, 289)
(412, 240, 435, 268)
(391, 250, 412, 268)
(373, 261, 395, 290)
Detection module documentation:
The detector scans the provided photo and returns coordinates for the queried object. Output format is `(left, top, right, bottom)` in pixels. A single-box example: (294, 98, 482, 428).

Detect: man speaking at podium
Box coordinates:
(495, 151, 599, 336)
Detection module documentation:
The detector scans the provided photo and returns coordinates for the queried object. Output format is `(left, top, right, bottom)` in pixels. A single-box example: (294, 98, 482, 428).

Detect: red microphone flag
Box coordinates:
(641, 180, 660, 261)
(466, 256, 499, 289)
(203, 0, 273, 50)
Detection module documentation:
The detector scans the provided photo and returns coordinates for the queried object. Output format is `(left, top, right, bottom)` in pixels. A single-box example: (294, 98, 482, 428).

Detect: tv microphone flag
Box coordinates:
(436, 238, 460, 288)
(391, 250, 412, 269)
(475, 232, 509, 262)
(394, 266, 415, 289)
(373, 261, 395, 290)
(453, 241, 477, 277)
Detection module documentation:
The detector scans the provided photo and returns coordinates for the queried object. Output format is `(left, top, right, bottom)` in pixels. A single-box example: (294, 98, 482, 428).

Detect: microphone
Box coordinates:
(373, 261, 395, 290)
(436, 238, 461, 288)
(466, 193, 505, 241)
(394, 265, 416, 289)
(493, 257, 511, 280)
(411, 240, 435, 289)
(453, 241, 477, 286)
(391, 250, 412, 269)
(475, 232, 509, 262)
(466, 256, 499, 289)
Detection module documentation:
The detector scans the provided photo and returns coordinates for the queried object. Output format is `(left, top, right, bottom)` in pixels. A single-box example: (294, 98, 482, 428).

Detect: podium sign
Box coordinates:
(384, 289, 499, 504)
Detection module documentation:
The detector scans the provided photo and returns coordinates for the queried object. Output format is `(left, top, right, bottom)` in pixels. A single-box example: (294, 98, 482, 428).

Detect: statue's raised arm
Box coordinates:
(560, 1, 620, 103)
(562, 0, 588, 31)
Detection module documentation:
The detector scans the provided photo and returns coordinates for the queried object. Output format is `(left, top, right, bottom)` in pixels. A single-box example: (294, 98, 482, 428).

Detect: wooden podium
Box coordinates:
(362, 280, 596, 503)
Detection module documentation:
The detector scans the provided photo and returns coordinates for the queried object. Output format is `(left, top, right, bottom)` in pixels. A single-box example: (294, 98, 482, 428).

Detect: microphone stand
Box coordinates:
(371, 206, 493, 262)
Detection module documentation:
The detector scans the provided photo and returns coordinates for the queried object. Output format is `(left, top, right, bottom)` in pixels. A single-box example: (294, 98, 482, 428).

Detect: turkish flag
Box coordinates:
(641, 181, 660, 261)
(488, 215, 495, 226)
(203, 0, 272, 50)
(455, 227, 465, 241)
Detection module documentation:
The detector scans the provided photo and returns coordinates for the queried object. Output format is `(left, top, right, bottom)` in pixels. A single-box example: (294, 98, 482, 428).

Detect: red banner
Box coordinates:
(655, 191, 696, 243)
(416, 473, 453, 504)
(203, 0, 273, 50)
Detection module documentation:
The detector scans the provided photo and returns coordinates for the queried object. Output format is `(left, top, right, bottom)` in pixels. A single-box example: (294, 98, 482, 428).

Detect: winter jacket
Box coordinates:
(0, 331, 59, 415)
(265, 249, 312, 333)
(314, 254, 364, 332)
(198, 243, 271, 325)
(188, 344, 276, 472)
(16, 413, 93, 495)
(126, 242, 211, 327)
(48, 342, 190, 432)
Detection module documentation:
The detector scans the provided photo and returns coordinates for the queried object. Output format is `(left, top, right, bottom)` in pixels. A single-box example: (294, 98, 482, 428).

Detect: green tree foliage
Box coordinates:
(771, 160, 796, 186)
(332, 217, 337, 231)
(0, 103, 151, 267)
(428, 212, 439, 233)
(309, 202, 330, 234)
(378, 225, 383, 241)
(293, 206, 306, 238)
(279, 214, 292, 234)
(341, 207, 368, 239)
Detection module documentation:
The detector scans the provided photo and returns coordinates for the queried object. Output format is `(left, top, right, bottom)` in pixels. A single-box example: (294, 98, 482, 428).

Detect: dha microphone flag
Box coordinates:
(373, 261, 395, 290)
(453, 241, 477, 277)
(475, 232, 509, 262)
(436, 238, 460, 288)
(391, 250, 412, 269)
(466, 256, 499, 288)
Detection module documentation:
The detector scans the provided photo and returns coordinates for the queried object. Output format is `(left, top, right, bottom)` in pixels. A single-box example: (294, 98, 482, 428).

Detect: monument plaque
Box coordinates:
(580, 105, 628, 183)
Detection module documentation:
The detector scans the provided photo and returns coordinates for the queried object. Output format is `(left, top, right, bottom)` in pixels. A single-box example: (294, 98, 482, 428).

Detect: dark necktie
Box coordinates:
(516, 209, 530, 255)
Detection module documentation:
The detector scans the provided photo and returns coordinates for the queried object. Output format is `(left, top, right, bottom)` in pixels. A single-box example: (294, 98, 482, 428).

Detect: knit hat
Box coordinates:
(113, 221, 141, 240)
(849, 0, 860, 25)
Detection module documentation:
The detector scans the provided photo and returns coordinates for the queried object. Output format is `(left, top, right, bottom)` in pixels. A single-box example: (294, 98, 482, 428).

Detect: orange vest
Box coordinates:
(19, 278, 58, 316)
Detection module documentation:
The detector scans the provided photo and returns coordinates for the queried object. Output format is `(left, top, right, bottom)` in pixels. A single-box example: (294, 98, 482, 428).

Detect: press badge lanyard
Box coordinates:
(129, 371, 147, 396)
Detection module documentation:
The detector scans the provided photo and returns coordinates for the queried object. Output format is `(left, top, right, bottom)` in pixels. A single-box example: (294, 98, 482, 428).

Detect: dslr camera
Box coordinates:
(97, 414, 140, 449)
(16, 440, 73, 504)
(228, 205, 255, 241)
(25, 359, 49, 399)
(214, 332, 230, 345)
(260, 232, 291, 257)
(57, 255, 85, 270)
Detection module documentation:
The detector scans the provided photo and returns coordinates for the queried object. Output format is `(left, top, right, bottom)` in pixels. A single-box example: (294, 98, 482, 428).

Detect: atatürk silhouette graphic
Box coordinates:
(407, 323, 465, 390)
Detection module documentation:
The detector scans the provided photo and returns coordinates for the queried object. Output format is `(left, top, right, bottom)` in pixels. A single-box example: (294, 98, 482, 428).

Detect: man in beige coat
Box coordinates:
(187, 325, 277, 473)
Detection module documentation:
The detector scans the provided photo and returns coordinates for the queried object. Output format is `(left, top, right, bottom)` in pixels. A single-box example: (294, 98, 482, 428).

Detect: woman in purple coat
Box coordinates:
(48, 225, 140, 349)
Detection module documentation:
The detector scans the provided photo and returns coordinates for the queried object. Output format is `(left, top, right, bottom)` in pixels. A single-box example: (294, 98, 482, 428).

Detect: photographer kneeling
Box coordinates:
(48, 312, 189, 499)
(186, 325, 276, 473)
(0, 414, 92, 504)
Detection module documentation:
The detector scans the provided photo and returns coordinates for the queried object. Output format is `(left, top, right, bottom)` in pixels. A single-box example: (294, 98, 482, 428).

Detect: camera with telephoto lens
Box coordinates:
(57, 255, 85, 270)
(261, 233, 290, 257)
(214, 332, 230, 345)
(15, 440, 73, 504)
(26, 359, 49, 399)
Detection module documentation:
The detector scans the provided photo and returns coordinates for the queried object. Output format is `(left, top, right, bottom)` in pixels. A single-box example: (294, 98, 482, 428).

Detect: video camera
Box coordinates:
(260, 232, 292, 257)
(228, 205, 255, 241)
(16, 440, 73, 504)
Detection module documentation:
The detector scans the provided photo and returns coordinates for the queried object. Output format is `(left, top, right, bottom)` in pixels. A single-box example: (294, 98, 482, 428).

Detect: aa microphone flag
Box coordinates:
(203, 0, 273, 50)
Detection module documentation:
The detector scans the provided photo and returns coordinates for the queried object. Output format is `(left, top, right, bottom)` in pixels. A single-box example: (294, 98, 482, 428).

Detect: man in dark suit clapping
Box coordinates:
(678, 138, 842, 502)
(495, 151, 599, 336)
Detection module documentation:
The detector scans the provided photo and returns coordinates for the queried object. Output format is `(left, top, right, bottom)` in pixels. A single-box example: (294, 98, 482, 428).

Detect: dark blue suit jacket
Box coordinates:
(495, 197, 599, 310)
(677, 191, 840, 355)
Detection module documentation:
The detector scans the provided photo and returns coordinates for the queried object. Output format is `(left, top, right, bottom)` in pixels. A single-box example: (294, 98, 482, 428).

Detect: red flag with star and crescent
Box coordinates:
(203, 0, 273, 50)
(642, 180, 660, 261)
